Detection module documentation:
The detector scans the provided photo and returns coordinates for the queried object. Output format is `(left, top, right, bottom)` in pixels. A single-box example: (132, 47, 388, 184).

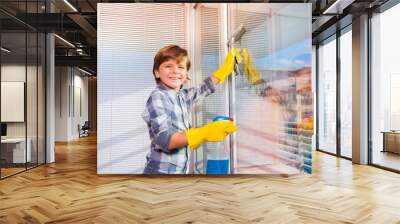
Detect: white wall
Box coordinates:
(1, 65, 33, 137)
(55, 67, 89, 141)
(1, 65, 26, 141)
(1, 82, 25, 122)
(55, 67, 69, 141)
(73, 73, 89, 136)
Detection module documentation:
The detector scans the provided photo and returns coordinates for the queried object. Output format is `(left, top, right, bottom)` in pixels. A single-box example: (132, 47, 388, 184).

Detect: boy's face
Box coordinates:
(155, 58, 188, 91)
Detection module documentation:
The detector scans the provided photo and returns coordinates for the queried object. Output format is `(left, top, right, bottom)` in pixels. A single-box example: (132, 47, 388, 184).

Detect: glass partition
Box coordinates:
(339, 28, 352, 158)
(0, 1, 46, 179)
(1, 30, 28, 177)
(38, 32, 45, 165)
(371, 4, 400, 171)
(194, 4, 227, 174)
(317, 36, 337, 155)
(27, 30, 38, 169)
(229, 4, 312, 174)
(193, 3, 313, 175)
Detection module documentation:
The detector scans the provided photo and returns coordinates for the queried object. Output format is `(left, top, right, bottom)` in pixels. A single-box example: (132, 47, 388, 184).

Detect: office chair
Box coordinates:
(79, 121, 90, 138)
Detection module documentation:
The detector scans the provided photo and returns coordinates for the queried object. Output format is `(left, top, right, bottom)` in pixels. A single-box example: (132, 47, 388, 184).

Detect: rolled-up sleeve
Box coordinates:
(183, 77, 216, 107)
(142, 92, 175, 153)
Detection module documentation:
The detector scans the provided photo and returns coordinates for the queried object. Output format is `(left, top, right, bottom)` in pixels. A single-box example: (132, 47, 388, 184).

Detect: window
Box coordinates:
(317, 37, 337, 154)
(340, 28, 352, 158)
(371, 3, 400, 171)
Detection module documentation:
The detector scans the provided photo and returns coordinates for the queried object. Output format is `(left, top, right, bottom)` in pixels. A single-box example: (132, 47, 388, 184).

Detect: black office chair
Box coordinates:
(79, 121, 90, 138)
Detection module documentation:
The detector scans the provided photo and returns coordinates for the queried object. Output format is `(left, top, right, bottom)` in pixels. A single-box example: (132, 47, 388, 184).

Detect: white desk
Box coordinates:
(1, 138, 31, 163)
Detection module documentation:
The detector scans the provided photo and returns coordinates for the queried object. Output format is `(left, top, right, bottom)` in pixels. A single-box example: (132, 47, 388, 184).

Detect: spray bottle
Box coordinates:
(206, 116, 234, 174)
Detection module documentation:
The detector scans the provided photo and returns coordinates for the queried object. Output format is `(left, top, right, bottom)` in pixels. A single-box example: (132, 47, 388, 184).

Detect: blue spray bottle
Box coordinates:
(206, 116, 233, 174)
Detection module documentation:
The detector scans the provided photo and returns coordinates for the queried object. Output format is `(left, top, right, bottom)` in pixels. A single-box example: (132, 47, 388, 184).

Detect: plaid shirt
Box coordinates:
(142, 77, 216, 174)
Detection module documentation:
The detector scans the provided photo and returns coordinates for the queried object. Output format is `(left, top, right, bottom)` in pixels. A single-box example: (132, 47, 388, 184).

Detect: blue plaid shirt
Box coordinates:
(142, 77, 216, 174)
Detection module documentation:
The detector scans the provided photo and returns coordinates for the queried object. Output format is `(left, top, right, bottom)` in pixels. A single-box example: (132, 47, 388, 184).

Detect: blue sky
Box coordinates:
(253, 39, 312, 71)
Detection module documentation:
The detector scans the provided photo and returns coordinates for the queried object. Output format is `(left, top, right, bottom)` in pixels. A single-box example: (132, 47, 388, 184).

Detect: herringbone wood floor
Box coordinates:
(1, 135, 400, 224)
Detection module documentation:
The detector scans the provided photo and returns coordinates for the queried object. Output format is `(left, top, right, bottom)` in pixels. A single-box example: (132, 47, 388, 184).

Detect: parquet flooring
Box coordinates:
(1, 135, 400, 223)
(1, 167, 26, 177)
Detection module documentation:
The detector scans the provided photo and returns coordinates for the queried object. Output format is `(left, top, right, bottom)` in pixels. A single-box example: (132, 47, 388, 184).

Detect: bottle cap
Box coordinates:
(213, 116, 233, 122)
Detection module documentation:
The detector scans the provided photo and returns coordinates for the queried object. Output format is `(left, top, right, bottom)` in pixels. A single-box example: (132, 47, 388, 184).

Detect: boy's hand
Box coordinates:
(185, 120, 238, 150)
(213, 48, 241, 83)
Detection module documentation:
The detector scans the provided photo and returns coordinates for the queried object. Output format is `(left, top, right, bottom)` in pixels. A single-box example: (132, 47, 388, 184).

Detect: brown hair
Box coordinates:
(153, 45, 191, 83)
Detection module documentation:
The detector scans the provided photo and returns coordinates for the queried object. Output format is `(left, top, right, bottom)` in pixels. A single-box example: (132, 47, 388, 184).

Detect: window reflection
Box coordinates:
(318, 37, 337, 155)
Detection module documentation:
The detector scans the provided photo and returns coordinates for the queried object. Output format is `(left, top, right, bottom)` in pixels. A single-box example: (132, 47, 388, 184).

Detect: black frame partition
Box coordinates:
(315, 25, 353, 161)
(0, 0, 47, 179)
(336, 28, 341, 158)
(368, 11, 373, 167)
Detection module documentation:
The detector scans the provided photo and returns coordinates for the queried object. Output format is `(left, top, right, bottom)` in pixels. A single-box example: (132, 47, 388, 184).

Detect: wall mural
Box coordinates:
(98, 3, 313, 175)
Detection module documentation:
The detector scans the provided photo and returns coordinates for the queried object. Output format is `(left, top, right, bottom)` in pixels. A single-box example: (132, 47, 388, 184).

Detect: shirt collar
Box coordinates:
(156, 83, 183, 95)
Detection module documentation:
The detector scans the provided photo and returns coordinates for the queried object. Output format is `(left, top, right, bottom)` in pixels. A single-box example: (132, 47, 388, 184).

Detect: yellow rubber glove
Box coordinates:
(242, 48, 263, 85)
(213, 48, 241, 83)
(185, 120, 238, 150)
(298, 116, 314, 130)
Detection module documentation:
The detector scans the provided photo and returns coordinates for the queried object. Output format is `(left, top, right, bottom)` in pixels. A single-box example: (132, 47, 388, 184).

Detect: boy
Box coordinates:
(142, 45, 239, 174)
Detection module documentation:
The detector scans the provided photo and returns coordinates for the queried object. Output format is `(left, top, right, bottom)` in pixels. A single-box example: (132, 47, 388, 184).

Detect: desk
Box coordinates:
(1, 138, 31, 163)
(382, 131, 400, 154)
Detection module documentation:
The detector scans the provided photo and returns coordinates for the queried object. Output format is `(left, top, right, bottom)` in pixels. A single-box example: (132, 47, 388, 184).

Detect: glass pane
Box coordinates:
(194, 4, 227, 174)
(25, 0, 38, 169)
(27, 31, 38, 169)
(318, 37, 337, 154)
(1, 30, 27, 177)
(371, 5, 400, 171)
(38, 32, 45, 164)
(0, 1, 27, 32)
(340, 29, 352, 158)
(312, 46, 317, 151)
(0, 1, 25, 12)
(230, 4, 312, 174)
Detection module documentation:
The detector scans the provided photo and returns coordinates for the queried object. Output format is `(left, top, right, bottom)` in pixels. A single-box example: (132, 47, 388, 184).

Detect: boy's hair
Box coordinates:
(153, 45, 191, 83)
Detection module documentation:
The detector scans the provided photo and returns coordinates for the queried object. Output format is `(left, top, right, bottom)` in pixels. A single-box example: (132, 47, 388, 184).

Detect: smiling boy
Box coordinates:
(142, 45, 239, 174)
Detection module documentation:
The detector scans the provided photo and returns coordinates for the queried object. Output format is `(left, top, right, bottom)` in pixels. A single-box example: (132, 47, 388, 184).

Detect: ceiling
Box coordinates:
(0, 0, 392, 74)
